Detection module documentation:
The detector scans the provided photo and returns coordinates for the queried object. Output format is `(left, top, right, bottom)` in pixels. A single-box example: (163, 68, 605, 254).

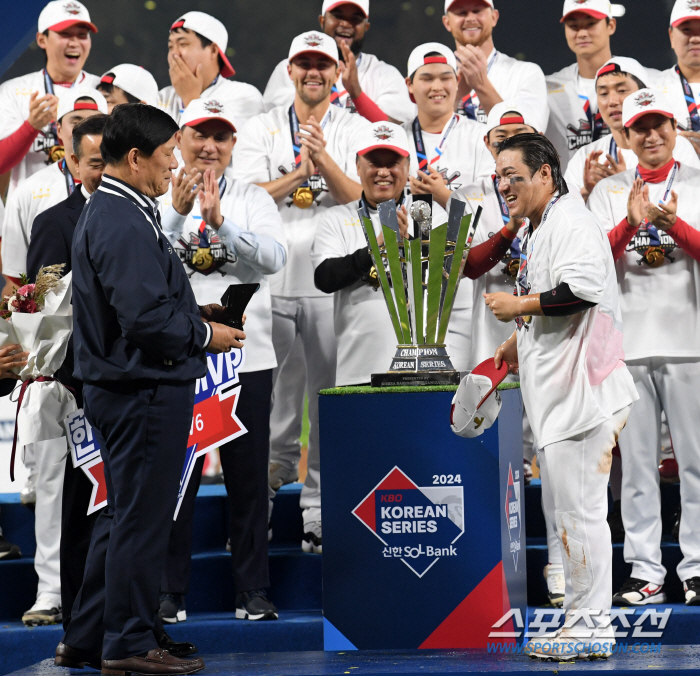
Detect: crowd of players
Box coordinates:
(0, 0, 698, 641)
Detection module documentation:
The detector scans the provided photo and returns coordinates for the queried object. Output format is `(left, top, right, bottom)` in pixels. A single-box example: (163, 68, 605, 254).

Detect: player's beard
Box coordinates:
(457, 22, 492, 48)
(338, 36, 364, 61)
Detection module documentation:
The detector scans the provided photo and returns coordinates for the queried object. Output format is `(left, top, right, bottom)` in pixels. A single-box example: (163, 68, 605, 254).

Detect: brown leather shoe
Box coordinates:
(101, 649, 205, 675)
(55, 642, 102, 670)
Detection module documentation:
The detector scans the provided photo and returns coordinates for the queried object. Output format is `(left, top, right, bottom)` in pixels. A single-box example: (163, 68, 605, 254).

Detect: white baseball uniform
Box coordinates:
(656, 65, 700, 133)
(564, 134, 700, 200)
(160, 172, 288, 373)
(2, 161, 74, 278)
(517, 192, 637, 621)
(263, 52, 414, 124)
(0, 70, 99, 199)
(231, 103, 367, 526)
(588, 163, 700, 585)
(404, 114, 495, 372)
(457, 49, 549, 133)
(158, 76, 265, 128)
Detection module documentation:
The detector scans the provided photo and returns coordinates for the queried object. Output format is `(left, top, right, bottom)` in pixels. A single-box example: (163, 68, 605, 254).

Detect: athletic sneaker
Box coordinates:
(22, 595, 62, 626)
(268, 463, 298, 491)
(612, 577, 666, 606)
(0, 534, 21, 560)
(544, 564, 565, 607)
(525, 632, 614, 661)
(235, 590, 278, 621)
(684, 577, 700, 605)
(158, 593, 187, 623)
(302, 521, 322, 554)
(607, 499, 625, 544)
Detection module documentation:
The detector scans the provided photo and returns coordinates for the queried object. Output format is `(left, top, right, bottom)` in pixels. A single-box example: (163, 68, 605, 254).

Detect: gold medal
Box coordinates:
(48, 145, 65, 164)
(292, 187, 314, 209)
(643, 246, 665, 268)
(506, 258, 520, 279)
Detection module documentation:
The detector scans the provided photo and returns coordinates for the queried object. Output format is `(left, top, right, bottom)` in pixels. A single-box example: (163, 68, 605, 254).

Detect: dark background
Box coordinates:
(0, 0, 680, 93)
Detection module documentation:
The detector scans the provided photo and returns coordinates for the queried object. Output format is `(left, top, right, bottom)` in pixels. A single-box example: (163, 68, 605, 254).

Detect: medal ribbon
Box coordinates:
(610, 137, 618, 164)
(43, 69, 74, 156)
(634, 161, 679, 229)
(460, 51, 498, 120)
(493, 175, 510, 226)
(676, 65, 700, 132)
(288, 105, 331, 186)
(411, 114, 459, 173)
(579, 91, 607, 142)
(59, 158, 79, 195)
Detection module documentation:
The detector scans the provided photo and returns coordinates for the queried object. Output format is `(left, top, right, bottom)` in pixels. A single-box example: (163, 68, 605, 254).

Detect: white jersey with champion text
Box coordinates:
(263, 53, 414, 124)
(159, 173, 287, 373)
(587, 164, 700, 361)
(1, 161, 71, 278)
(231, 104, 368, 298)
(546, 63, 606, 171)
(0, 70, 99, 199)
(158, 77, 264, 128)
(449, 178, 528, 366)
(457, 49, 549, 133)
(516, 193, 638, 448)
(656, 66, 700, 133)
(310, 201, 396, 385)
(564, 134, 700, 200)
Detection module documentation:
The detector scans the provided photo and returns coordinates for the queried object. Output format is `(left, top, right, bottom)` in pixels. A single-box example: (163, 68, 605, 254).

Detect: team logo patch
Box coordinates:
(635, 91, 655, 108)
(574, 0, 590, 4)
(352, 466, 464, 577)
(304, 33, 324, 47)
(374, 125, 394, 141)
(178, 221, 237, 276)
(505, 463, 522, 570)
(63, 1, 82, 15)
(688, 0, 700, 11)
(626, 224, 677, 267)
(204, 100, 224, 115)
(279, 164, 328, 207)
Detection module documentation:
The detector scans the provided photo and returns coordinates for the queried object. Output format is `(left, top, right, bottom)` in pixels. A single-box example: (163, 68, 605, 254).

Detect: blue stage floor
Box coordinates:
(9, 647, 700, 676)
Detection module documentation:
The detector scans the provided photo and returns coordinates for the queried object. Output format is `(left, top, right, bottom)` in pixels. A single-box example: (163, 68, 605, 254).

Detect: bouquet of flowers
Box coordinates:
(0, 265, 77, 480)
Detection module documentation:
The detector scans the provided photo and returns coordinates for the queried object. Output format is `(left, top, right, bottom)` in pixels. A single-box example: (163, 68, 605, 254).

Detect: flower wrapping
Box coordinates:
(1, 273, 77, 466)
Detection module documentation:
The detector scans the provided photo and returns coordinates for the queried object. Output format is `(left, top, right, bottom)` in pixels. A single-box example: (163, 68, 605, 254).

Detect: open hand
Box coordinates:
(169, 53, 207, 108)
(27, 91, 58, 131)
(198, 169, 223, 229)
(171, 166, 202, 216)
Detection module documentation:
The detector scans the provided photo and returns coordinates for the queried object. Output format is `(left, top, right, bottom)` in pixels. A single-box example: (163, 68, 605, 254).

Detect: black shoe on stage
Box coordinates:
(235, 589, 278, 620)
(684, 577, 700, 605)
(0, 534, 21, 560)
(155, 627, 198, 657)
(54, 642, 102, 670)
(159, 593, 186, 623)
(613, 577, 666, 606)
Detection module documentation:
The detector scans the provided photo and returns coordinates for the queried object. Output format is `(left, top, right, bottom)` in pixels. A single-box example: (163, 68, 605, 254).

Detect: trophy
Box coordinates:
(220, 283, 260, 330)
(359, 196, 481, 387)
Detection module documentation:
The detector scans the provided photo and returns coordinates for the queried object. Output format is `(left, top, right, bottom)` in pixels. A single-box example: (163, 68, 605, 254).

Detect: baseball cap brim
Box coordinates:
(358, 144, 409, 157)
(470, 358, 507, 409)
(672, 15, 700, 26)
(560, 8, 608, 22)
(219, 51, 235, 78)
(184, 116, 237, 132)
(324, 1, 368, 17)
(290, 49, 339, 64)
(48, 19, 98, 33)
(625, 109, 674, 128)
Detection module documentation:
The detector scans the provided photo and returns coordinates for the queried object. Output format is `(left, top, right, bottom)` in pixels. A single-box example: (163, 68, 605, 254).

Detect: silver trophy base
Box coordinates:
(371, 346, 461, 388)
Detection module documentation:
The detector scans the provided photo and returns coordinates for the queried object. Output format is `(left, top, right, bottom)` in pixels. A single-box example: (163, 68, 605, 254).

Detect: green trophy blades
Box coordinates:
(425, 222, 447, 344)
(437, 206, 482, 344)
(438, 198, 467, 320)
(359, 212, 404, 344)
(382, 223, 411, 342)
(407, 236, 424, 345)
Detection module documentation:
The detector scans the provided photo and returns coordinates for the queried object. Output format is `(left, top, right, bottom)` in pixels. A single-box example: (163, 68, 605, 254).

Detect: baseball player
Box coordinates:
(442, 0, 548, 132)
(657, 0, 700, 156)
(263, 0, 413, 124)
(159, 98, 287, 622)
(97, 64, 159, 112)
(565, 57, 700, 201)
(546, 0, 621, 170)
(486, 133, 637, 658)
(0, 1, 99, 198)
(403, 42, 495, 373)
(231, 32, 367, 554)
(158, 11, 264, 128)
(588, 89, 700, 607)
(2, 87, 108, 286)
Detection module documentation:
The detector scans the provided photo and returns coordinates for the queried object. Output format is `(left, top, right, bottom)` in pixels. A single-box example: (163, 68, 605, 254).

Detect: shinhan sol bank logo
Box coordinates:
(352, 466, 464, 577)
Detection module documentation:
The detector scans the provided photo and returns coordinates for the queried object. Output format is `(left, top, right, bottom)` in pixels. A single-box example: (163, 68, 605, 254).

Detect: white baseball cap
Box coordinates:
(38, 1, 97, 33)
(407, 42, 457, 78)
(170, 11, 235, 78)
(596, 57, 648, 88)
(486, 101, 541, 134)
(180, 98, 237, 133)
(622, 88, 674, 128)
(288, 31, 339, 64)
(450, 358, 507, 439)
(670, 0, 700, 27)
(562, 0, 626, 21)
(321, 0, 369, 17)
(445, 0, 494, 14)
(357, 121, 410, 157)
(57, 87, 108, 122)
(100, 65, 159, 107)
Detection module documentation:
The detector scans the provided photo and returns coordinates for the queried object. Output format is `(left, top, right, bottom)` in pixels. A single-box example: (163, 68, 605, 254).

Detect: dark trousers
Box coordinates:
(162, 370, 272, 595)
(64, 379, 194, 660)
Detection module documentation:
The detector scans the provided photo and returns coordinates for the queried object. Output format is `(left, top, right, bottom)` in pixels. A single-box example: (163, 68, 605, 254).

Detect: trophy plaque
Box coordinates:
(359, 197, 481, 387)
(220, 283, 260, 330)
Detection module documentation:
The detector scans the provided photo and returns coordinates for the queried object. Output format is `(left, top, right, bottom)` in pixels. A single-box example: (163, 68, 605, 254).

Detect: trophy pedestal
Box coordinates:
(371, 346, 461, 387)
